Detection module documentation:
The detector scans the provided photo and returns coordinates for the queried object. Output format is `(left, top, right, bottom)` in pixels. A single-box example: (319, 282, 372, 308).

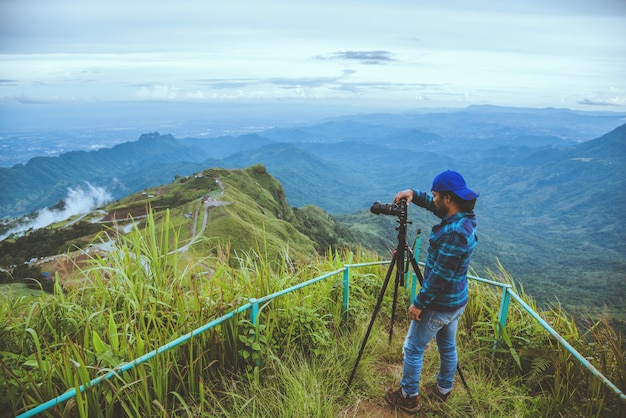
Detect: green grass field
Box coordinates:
(0, 282, 46, 301)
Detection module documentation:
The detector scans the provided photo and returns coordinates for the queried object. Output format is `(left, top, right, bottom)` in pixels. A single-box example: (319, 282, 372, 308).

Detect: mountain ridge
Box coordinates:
(0, 164, 369, 287)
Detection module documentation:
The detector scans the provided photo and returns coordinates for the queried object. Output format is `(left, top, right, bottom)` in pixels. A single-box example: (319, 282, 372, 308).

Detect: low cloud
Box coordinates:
(1, 183, 112, 240)
(134, 84, 207, 100)
(318, 50, 395, 65)
(0, 95, 67, 104)
(578, 89, 626, 107)
(578, 98, 619, 106)
(195, 72, 354, 90)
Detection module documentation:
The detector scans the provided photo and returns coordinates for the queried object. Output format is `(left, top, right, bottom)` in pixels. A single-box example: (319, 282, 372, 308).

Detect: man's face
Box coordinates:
(432, 191, 449, 217)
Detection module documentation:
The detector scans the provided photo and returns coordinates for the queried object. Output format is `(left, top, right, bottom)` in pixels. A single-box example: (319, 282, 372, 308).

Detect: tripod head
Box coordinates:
(371, 198, 412, 286)
(394, 198, 411, 242)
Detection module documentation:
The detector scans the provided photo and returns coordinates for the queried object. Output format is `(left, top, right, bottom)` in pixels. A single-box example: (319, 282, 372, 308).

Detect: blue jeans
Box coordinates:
(400, 306, 465, 397)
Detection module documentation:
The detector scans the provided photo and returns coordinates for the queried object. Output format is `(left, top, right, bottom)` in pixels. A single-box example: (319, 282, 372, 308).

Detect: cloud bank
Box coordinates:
(1, 1, 624, 111)
(1, 183, 111, 240)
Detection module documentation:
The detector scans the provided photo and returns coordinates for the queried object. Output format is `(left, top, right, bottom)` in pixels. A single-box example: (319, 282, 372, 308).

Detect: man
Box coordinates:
(385, 170, 479, 413)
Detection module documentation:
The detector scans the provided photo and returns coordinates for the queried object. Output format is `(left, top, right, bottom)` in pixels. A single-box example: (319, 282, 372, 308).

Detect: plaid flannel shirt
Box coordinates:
(411, 189, 478, 312)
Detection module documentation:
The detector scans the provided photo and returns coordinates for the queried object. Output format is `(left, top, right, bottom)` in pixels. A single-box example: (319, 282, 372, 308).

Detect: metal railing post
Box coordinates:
(249, 298, 260, 366)
(494, 285, 512, 351)
(407, 231, 421, 301)
(409, 272, 417, 302)
(342, 267, 350, 321)
(249, 298, 259, 326)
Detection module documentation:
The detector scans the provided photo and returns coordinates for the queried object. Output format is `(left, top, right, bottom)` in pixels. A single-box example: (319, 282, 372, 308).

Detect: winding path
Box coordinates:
(173, 177, 230, 253)
(174, 199, 230, 253)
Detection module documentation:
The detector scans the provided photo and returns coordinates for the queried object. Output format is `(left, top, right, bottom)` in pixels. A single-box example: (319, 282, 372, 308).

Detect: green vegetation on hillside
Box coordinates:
(1, 210, 624, 418)
(0, 221, 101, 286)
(0, 165, 357, 291)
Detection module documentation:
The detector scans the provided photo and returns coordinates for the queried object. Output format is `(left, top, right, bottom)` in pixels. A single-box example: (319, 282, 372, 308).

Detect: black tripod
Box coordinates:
(344, 200, 470, 397)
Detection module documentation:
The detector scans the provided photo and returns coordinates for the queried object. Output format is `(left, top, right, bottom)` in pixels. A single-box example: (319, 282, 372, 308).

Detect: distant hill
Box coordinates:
(0, 132, 212, 217)
(480, 124, 624, 284)
(2, 105, 625, 218)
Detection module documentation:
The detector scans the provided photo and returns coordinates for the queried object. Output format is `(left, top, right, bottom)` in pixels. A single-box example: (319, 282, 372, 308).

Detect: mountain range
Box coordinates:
(1, 105, 625, 321)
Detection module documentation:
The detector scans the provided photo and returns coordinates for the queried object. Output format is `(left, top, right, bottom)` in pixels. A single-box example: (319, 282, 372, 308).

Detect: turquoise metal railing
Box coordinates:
(16, 260, 625, 417)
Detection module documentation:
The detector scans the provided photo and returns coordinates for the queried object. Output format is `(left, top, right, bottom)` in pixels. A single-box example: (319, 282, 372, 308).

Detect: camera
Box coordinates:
(370, 198, 407, 217)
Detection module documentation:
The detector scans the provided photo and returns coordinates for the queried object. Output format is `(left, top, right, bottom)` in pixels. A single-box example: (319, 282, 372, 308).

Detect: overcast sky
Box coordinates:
(1, 0, 625, 112)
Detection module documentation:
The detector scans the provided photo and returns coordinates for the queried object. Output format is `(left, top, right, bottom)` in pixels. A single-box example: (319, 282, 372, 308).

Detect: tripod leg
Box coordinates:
(389, 268, 402, 344)
(345, 251, 398, 394)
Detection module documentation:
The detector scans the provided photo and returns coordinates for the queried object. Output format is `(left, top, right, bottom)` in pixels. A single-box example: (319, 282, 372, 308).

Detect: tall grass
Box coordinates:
(0, 211, 624, 417)
(460, 263, 626, 418)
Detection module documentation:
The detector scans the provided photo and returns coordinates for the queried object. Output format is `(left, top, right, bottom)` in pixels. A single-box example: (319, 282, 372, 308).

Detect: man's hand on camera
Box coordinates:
(394, 189, 414, 205)
(408, 304, 422, 321)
